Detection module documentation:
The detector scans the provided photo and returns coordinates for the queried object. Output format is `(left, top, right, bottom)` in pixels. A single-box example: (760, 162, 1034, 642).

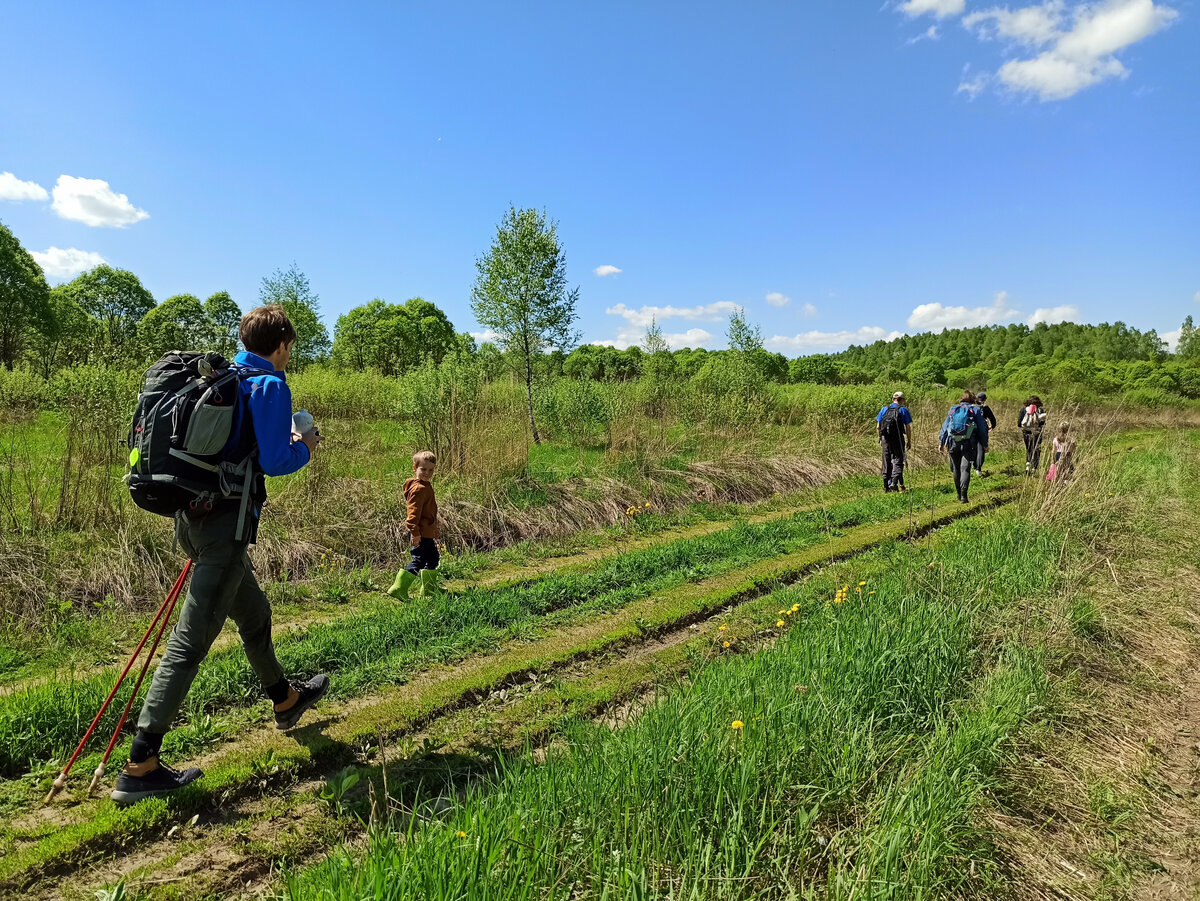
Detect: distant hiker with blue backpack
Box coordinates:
(114, 304, 329, 803)
(876, 391, 913, 493)
(939, 391, 987, 503)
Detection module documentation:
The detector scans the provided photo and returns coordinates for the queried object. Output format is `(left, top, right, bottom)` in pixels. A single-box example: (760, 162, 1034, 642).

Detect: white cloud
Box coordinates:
(908, 290, 1022, 331)
(597, 302, 739, 350)
(1193, 290, 1199, 303)
(976, 0, 1178, 101)
(592, 327, 714, 351)
(664, 328, 715, 349)
(30, 247, 107, 281)
(765, 327, 904, 354)
(594, 265, 622, 277)
(765, 292, 790, 307)
(0, 171, 48, 202)
(900, 0, 965, 17)
(1027, 304, 1078, 325)
(1162, 328, 1181, 352)
(908, 24, 942, 43)
(51, 175, 150, 227)
(964, 1, 1066, 45)
(469, 329, 502, 345)
(802, 303, 819, 318)
(957, 72, 991, 97)
(907, 291, 1079, 331)
(605, 301, 740, 330)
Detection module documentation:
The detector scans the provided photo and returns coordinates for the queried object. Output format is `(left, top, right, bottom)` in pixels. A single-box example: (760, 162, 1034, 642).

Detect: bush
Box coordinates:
(0, 368, 50, 413)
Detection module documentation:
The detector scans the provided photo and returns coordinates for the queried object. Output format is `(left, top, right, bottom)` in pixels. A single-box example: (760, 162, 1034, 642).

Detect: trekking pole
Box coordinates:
(87, 559, 191, 795)
(45, 560, 193, 803)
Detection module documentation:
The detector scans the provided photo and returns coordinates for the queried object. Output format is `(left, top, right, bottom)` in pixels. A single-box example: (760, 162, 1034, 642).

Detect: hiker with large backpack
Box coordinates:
(876, 390, 913, 493)
(939, 391, 987, 503)
(113, 304, 328, 804)
(1019, 394, 1048, 475)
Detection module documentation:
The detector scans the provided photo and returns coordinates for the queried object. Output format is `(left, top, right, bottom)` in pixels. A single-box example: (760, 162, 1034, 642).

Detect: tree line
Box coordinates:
(3, 214, 1198, 407)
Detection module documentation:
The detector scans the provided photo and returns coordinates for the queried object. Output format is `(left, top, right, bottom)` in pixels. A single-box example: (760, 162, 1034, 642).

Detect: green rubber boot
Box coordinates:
(387, 570, 417, 601)
(418, 568, 440, 599)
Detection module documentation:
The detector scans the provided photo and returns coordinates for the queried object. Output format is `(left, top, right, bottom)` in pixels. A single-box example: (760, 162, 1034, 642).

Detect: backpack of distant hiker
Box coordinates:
(879, 404, 905, 446)
(947, 404, 976, 443)
(1021, 404, 1046, 430)
(126, 351, 266, 534)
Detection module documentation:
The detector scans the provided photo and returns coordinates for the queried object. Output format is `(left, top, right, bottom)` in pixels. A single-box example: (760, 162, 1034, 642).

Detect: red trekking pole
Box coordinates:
(45, 560, 193, 803)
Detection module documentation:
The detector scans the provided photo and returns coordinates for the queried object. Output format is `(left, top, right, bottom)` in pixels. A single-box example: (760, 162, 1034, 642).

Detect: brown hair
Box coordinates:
(959, 390, 975, 403)
(239, 304, 297, 356)
(1024, 395, 1043, 407)
(413, 450, 437, 467)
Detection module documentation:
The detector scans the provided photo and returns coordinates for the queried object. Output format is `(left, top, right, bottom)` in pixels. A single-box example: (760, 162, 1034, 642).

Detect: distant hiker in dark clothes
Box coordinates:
(940, 391, 987, 504)
(113, 304, 329, 805)
(876, 391, 913, 493)
(974, 391, 997, 475)
(1019, 395, 1048, 475)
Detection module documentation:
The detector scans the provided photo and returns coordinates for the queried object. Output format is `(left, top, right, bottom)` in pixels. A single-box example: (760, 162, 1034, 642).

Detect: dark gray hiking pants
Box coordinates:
(881, 442, 906, 490)
(136, 507, 285, 735)
(948, 441, 974, 501)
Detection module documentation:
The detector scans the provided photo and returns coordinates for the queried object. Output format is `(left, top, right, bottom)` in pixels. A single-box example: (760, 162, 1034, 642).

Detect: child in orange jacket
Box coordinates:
(387, 450, 440, 599)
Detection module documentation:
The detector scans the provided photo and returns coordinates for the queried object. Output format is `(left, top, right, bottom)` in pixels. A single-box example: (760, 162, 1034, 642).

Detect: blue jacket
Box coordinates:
(233, 351, 310, 477)
(939, 403, 987, 449)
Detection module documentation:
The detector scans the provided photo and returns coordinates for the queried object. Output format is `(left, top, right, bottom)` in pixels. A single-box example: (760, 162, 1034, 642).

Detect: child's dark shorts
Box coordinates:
(407, 537, 440, 574)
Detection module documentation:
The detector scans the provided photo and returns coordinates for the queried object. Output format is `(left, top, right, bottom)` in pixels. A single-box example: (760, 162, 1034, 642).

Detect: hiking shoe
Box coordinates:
(111, 760, 202, 804)
(275, 674, 330, 730)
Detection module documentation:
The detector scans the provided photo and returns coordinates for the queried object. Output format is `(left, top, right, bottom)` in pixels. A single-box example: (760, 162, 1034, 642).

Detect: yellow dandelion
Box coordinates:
(858, 581, 867, 587)
(723, 641, 731, 649)
(719, 624, 728, 631)
(791, 604, 799, 612)
(456, 830, 467, 838)
(869, 591, 876, 595)
(731, 720, 744, 730)
(776, 619, 785, 627)
(645, 502, 651, 508)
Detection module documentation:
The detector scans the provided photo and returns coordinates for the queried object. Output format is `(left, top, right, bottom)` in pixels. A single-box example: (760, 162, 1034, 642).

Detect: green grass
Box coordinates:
(0, 474, 1001, 778)
(281, 508, 1070, 901)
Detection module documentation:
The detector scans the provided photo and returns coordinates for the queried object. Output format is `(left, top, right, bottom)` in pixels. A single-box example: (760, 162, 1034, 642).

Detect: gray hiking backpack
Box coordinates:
(126, 351, 265, 537)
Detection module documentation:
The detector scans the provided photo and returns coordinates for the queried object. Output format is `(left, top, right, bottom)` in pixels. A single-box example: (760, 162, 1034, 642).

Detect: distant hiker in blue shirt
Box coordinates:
(939, 391, 988, 504)
(113, 304, 330, 804)
(876, 391, 913, 493)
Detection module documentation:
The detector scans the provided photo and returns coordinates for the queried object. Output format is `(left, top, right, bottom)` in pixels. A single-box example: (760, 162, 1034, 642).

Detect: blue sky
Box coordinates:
(1, 1, 1196, 354)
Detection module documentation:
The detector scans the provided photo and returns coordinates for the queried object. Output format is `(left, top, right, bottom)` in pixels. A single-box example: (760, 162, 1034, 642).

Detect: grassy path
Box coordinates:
(1, 471, 1027, 895)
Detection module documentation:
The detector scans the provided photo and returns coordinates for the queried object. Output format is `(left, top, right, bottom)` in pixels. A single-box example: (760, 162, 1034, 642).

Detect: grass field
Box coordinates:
(1, 385, 1198, 899)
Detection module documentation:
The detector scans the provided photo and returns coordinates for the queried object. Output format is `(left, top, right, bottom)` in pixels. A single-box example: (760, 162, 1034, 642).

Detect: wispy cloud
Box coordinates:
(469, 329, 502, 345)
(908, 24, 942, 43)
(1028, 304, 1078, 325)
(765, 326, 904, 354)
(907, 291, 1078, 331)
(51, 175, 150, 227)
(593, 327, 714, 351)
(900, 0, 965, 18)
(802, 303, 819, 318)
(605, 301, 740, 329)
(594, 264, 622, 277)
(30, 247, 107, 281)
(765, 292, 790, 307)
(0, 171, 48, 202)
(905, 0, 1178, 100)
